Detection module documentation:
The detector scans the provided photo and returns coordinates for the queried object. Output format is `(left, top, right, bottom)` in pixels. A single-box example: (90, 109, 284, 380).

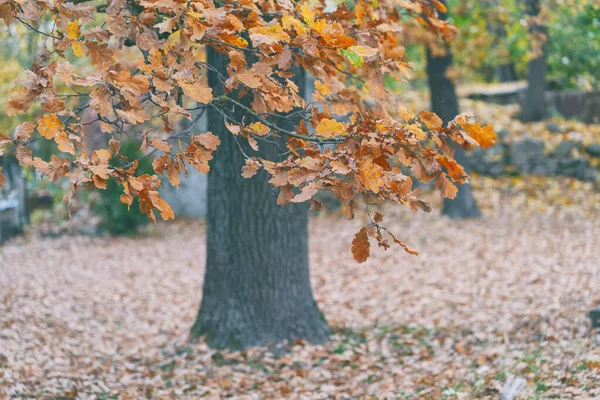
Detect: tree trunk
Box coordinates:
(190, 48, 330, 349)
(497, 63, 518, 83)
(520, 0, 547, 122)
(426, 1, 481, 219)
(488, 0, 518, 83)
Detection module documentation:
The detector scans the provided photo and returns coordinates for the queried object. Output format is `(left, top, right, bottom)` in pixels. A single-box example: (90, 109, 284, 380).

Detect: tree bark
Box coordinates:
(426, 1, 481, 219)
(520, 0, 547, 122)
(488, 0, 518, 83)
(190, 48, 330, 349)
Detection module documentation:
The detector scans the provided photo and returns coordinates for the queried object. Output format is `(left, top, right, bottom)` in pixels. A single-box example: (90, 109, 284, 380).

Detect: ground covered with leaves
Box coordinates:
(1, 177, 599, 399)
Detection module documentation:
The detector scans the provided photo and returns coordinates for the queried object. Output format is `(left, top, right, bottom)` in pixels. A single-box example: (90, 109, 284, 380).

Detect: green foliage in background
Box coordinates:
(439, 0, 600, 89)
(93, 141, 154, 236)
(547, 3, 600, 90)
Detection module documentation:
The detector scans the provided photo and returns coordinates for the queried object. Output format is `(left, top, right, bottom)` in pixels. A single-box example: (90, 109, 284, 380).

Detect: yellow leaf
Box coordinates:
(72, 41, 85, 57)
(315, 118, 345, 138)
(246, 122, 270, 136)
(66, 20, 80, 39)
(300, 4, 315, 27)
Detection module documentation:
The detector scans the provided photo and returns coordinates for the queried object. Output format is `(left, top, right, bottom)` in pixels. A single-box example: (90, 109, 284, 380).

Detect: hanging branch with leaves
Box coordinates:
(0, 0, 496, 262)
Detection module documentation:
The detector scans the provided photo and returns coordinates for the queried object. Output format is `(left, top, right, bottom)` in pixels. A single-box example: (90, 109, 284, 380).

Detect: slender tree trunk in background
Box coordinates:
(190, 48, 330, 349)
(497, 63, 518, 83)
(426, 1, 481, 219)
(488, 0, 518, 82)
(520, 0, 547, 122)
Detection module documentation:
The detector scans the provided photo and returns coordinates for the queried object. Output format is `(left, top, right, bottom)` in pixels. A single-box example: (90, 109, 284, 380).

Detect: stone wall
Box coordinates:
(468, 130, 600, 181)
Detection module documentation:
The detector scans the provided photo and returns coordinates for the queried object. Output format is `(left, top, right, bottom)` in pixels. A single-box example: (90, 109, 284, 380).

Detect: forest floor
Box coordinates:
(1, 176, 599, 399)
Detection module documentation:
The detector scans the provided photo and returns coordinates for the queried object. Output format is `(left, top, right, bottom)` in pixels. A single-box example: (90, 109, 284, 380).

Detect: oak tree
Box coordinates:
(0, 0, 495, 348)
(425, 0, 481, 219)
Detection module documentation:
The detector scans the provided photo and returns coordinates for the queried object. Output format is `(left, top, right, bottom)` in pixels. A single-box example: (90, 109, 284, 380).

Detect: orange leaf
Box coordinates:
(352, 226, 370, 263)
(194, 132, 220, 151)
(433, 0, 448, 14)
(248, 24, 290, 46)
(0, 167, 6, 189)
(241, 159, 261, 178)
(435, 173, 458, 199)
(358, 158, 384, 193)
(37, 114, 64, 140)
(418, 110, 443, 130)
(179, 81, 213, 104)
(150, 139, 172, 153)
(292, 182, 318, 203)
(463, 123, 496, 149)
(237, 70, 262, 89)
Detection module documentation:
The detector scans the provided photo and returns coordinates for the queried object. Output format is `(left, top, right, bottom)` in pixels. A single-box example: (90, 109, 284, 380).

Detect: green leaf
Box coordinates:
(340, 48, 363, 67)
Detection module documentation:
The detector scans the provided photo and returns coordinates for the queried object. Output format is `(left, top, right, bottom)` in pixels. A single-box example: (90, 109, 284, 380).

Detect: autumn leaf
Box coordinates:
(246, 122, 270, 136)
(37, 114, 64, 140)
(225, 123, 241, 135)
(0, 133, 11, 156)
(437, 155, 466, 181)
(237, 70, 262, 89)
(358, 158, 384, 193)
(348, 45, 378, 58)
(16, 145, 33, 167)
(435, 173, 458, 199)
(352, 226, 370, 263)
(418, 110, 443, 130)
(340, 48, 364, 67)
(374, 212, 383, 223)
(315, 119, 345, 138)
(150, 139, 172, 153)
(433, 0, 448, 14)
(179, 81, 213, 104)
(249, 24, 290, 46)
(241, 159, 261, 178)
(300, 4, 315, 27)
(90, 88, 112, 117)
(0, 167, 5, 189)
(32, 155, 70, 182)
(292, 182, 318, 203)
(149, 191, 175, 221)
(193, 132, 220, 151)
(55, 132, 76, 155)
(72, 41, 85, 57)
(66, 20, 80, 39)
(463, 123, 497, 149)
(109, 138, 120, 155)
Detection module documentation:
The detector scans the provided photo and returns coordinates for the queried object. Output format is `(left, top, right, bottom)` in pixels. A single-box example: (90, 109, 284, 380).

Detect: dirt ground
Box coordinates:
(1, 177, 599, 399)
